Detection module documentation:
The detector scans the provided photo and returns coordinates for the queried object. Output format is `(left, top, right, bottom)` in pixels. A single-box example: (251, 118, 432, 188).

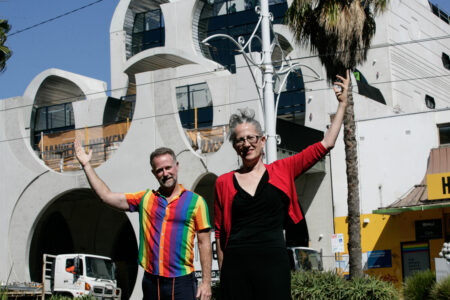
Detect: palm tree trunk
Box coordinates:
(343, 81, 363, 278)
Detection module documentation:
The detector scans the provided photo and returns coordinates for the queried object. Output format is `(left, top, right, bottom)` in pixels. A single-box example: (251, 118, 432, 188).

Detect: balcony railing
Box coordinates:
(184, 125, 228, 154)
(36, 121, 130, 172)
(36, 120, 227, 172)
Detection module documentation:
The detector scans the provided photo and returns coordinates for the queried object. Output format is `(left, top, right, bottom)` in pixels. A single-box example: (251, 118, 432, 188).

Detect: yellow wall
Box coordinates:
(334, 207, 450, 288)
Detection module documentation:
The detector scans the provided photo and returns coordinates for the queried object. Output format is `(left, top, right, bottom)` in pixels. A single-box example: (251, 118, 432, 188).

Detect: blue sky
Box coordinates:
(0, 0, 449, 99)
(0, 0, 117, 99)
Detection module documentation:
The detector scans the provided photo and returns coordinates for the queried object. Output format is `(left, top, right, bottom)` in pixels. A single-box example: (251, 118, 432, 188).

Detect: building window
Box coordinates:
(34, 103, 74, 132)
(176, 83, 213, 129)
(439, 123, 450, 145)
(132, 9, 165, 56)
(276, 70, 306, 119)
(425, 95, 435, 109)
(103, 95, 136, 125)
(33, 103, 75, 149)
(199, 0, 288, 73)
(429, 1, 450, 24)
(442, 53, 450, 70)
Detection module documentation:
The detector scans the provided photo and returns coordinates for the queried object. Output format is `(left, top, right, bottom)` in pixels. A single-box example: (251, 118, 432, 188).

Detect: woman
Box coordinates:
(214, 71, 350, 299)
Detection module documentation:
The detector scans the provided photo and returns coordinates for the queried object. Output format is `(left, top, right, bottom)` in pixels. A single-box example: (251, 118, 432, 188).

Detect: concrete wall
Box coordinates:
(331, 109, 445, 218)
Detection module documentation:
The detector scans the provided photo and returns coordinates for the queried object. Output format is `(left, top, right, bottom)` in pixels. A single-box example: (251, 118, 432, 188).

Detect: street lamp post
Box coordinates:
(202, 0, 321, 164)
(260, 0, 277, 164)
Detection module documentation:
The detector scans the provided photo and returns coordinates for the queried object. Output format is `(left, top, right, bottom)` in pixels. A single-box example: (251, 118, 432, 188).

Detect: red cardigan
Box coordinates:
(214, 142, 329, 249)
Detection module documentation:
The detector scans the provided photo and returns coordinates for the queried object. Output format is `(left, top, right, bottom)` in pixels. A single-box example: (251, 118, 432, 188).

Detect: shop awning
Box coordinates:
(373, 146, 450, 215)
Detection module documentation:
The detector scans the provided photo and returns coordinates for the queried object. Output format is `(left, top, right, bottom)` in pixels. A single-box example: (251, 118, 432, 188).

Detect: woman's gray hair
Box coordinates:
(228, 108, 264, 143)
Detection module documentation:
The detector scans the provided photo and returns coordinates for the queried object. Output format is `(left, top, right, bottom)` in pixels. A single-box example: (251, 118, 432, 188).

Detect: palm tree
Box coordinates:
(0, 19, 12, 72)
(286, 0, 389, 278)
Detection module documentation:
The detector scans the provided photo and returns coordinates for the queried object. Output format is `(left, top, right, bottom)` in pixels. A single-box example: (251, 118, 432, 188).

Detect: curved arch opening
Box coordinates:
(30, 76, 85, 151)
(193, 173, 218, 225)
(29, 189, 138, 300)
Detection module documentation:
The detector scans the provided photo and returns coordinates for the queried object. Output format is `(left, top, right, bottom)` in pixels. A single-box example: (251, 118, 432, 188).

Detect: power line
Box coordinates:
(9, 0, 105, 37)
(2, 67, 450, 113)
(2, 72, 450, 143)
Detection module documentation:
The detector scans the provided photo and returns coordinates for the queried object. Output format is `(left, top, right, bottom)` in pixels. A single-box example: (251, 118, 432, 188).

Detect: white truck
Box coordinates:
(2, 253, 121, 300)
(287, 247, 324, 272)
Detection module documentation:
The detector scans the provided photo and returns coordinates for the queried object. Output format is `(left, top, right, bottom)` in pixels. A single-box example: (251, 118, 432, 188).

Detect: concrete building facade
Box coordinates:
(1, 0, 450, 297)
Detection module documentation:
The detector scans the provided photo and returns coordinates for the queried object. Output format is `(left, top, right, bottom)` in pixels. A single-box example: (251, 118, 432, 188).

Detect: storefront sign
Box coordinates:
(331, 233, 345, 253)
(401, 242, 430, 280)
(415, 219, 442, 240)
(427, 172, 450, 200)
(367, 250, 392, 269)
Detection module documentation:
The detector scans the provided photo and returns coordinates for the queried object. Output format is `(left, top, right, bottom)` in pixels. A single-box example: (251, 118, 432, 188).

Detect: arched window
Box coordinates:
(176, 83, 213, 129)
(132, 9, 165, 56)
(31, 76, 83, 151)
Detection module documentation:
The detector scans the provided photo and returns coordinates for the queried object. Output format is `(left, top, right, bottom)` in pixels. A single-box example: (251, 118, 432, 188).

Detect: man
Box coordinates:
(74, 141, 212, 300)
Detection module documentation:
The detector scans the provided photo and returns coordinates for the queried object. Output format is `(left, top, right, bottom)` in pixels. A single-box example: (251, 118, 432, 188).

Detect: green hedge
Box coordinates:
(211, 271, 399, 300)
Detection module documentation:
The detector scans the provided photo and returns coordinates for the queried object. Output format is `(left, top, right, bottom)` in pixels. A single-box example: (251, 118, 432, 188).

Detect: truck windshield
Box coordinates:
(85, 257, 116, 280)
(295, 249, 323, 271)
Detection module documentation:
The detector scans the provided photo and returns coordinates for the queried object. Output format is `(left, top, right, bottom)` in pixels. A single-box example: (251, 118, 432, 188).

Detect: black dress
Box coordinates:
(219, 170, 292, 300)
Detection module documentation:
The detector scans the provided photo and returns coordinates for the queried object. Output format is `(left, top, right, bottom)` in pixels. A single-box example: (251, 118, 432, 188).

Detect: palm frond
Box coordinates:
(0, 19, 12, 73)
(287, 0, 388, 82)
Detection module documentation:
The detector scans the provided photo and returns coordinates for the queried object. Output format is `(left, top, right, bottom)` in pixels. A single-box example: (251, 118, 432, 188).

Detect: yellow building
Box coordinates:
(334, 146, 450, 288)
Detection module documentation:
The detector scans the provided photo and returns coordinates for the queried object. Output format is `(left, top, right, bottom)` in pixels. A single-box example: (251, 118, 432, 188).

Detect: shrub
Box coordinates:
(430, 275, 450, 300)
(348, 275, 399, 300)
(291, 270, 348, 299)
(403, 269, 436, 300)
(211, 271, 399, 300)
(290, 271, 399, 300)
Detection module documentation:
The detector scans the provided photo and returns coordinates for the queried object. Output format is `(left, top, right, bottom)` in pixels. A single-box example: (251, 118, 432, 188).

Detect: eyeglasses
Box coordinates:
(233, 135, 261, 147)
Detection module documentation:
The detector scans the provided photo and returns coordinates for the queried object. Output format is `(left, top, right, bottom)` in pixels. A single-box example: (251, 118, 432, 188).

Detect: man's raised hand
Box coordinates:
(74, 139, 92, 168)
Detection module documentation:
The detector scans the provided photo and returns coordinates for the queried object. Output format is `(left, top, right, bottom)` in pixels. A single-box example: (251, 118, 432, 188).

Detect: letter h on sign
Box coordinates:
(443, 176, 450, 194)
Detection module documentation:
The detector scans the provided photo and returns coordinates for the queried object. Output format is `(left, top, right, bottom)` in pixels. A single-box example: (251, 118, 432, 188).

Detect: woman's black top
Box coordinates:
(226, 170, 289, 249)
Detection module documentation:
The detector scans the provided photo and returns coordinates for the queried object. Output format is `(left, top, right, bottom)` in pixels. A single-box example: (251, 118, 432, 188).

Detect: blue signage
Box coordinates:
(367, 250, 392, 269)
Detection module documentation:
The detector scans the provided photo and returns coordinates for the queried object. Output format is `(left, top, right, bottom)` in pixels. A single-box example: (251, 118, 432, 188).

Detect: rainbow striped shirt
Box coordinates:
(125, 184, 210, 278)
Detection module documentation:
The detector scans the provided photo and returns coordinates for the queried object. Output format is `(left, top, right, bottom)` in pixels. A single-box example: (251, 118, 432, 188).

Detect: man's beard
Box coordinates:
(160, 176, 176, 189)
